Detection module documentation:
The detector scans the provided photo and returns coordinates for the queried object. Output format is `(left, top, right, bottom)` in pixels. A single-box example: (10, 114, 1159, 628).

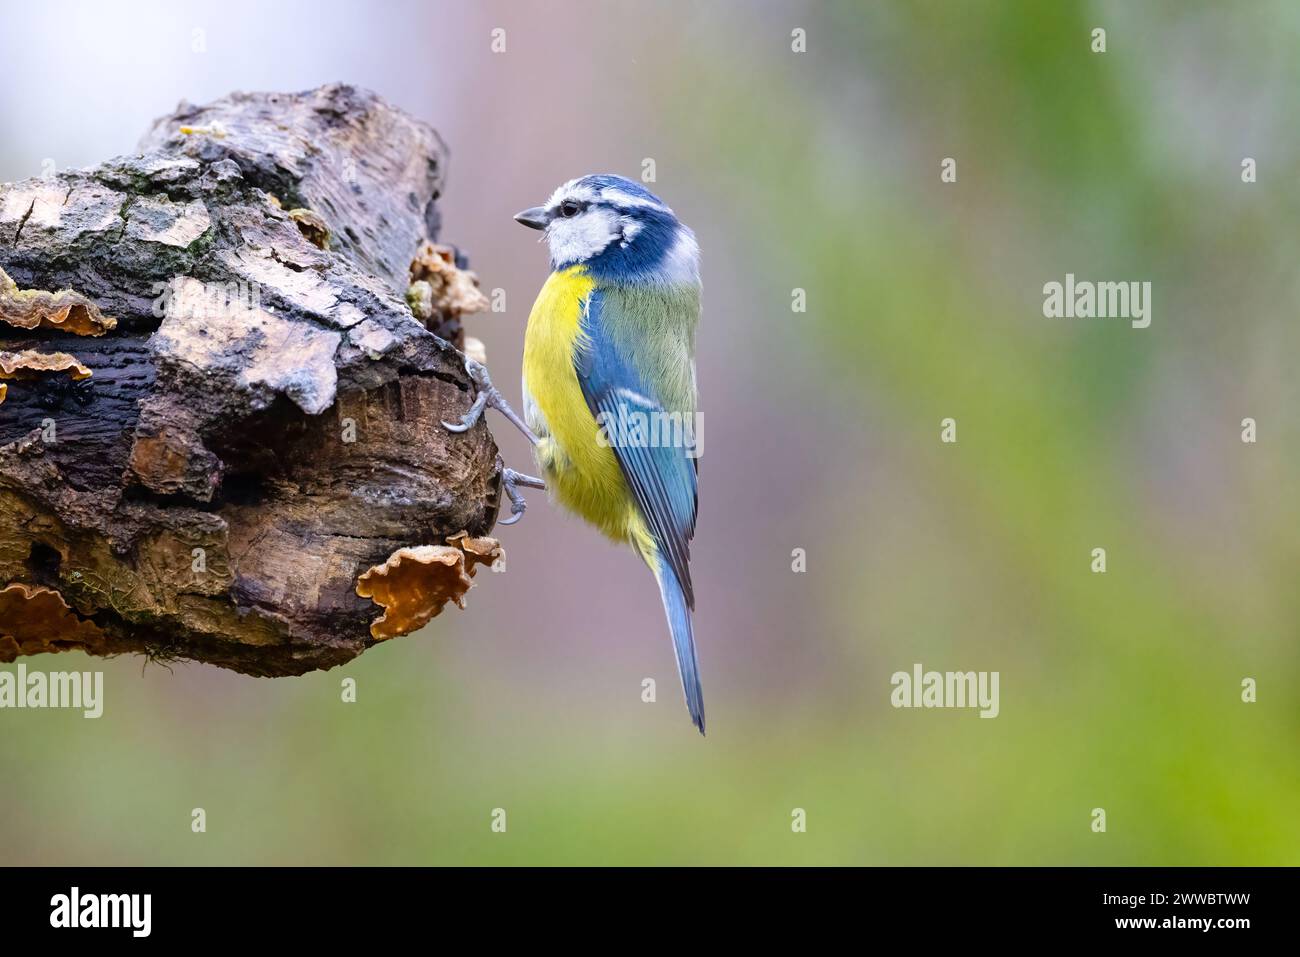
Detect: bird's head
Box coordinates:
(515, 174, 698, 283)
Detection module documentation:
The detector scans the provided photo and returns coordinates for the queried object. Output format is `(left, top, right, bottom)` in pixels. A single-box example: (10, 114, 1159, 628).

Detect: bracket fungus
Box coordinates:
(0, 266, 117, 337)
(0, 350, 94, 406)
(0, 583, 108, 661)
(407, 241, 490, 345)
(356, 533, 504, 641)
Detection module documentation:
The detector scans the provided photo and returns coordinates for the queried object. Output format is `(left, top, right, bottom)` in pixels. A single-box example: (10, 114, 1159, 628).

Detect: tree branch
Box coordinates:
(0, 84, 503, 676)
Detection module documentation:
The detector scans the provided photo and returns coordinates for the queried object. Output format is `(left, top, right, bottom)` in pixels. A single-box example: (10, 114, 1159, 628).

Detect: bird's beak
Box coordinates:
(514, 206, 550, 230)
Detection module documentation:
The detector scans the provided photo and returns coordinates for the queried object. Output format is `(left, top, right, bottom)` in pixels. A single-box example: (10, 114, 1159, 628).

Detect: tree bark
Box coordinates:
(0, 84, 503, 676)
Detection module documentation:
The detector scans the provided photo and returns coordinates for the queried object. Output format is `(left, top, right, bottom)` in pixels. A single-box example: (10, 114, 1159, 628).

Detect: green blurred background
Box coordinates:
(2, 0, 1297, 864)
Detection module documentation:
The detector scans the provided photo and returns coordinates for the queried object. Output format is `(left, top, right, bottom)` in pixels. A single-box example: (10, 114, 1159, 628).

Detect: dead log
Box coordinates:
(0, 84, 505, 676)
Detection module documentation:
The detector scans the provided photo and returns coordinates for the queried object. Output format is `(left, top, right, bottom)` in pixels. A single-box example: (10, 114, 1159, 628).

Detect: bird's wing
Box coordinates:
(574, 288, 698, 608)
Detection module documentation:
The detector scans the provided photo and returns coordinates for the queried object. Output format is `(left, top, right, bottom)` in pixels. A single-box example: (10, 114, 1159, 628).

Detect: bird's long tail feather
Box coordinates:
(653, 557, 705, 735)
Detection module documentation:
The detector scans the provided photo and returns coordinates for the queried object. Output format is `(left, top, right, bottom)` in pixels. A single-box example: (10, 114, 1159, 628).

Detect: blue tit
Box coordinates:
(514, 174, 703, 733)
(442, 173, 702, 734)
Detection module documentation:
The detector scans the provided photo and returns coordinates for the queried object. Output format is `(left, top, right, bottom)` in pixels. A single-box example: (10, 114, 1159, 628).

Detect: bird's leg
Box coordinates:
(442, 358, 538, 444)
(443, 360, 544, 526)
(500, 468, 546, 526)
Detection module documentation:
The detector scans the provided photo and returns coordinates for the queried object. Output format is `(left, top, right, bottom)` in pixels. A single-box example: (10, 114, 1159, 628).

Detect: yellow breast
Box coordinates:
(521, 266, 649, 550)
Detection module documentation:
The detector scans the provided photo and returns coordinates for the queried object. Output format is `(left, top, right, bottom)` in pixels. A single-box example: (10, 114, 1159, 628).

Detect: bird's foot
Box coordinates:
(499, 468, 546, 526)
(442, 358, 538, 444)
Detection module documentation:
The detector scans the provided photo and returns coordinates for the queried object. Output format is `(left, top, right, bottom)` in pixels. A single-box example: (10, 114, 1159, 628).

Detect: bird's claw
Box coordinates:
(441, 363, 493, 432)
(440, 399, 484, 433)
(441, 359, 539, 444)
(499, 467, 544, 529)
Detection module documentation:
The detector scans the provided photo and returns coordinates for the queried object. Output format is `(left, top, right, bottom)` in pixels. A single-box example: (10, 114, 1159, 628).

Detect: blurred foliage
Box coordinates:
(662, 0, 1300, 863)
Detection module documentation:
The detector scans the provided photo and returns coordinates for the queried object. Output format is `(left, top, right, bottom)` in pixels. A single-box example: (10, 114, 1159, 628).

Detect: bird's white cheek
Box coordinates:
(546, 209, 621, 265)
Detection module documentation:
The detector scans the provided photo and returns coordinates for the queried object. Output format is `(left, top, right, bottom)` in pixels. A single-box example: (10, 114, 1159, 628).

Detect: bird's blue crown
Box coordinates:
(526, 174, 699, 285)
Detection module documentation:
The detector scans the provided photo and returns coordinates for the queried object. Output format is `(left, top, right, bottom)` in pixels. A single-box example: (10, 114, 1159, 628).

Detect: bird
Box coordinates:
(441, 173, 704, 734)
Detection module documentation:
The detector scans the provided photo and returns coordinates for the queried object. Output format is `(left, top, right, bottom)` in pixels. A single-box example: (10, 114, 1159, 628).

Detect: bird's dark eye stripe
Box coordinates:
(557, 200, 586, 217)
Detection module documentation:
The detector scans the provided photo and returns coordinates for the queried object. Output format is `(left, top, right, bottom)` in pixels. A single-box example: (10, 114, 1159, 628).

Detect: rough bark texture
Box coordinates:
(0, 84, 503, 676)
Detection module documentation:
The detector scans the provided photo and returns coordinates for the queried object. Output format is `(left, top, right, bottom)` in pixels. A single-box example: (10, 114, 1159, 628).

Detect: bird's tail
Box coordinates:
(652, 556, 705, 735)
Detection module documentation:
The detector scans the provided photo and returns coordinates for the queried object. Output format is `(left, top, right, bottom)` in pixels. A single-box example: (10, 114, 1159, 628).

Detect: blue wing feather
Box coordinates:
(574, 290, 698, 607)
(575, 289, 704, 733)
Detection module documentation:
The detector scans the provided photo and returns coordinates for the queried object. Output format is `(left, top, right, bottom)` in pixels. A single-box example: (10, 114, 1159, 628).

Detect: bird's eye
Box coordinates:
(558, 200, 584, 218)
